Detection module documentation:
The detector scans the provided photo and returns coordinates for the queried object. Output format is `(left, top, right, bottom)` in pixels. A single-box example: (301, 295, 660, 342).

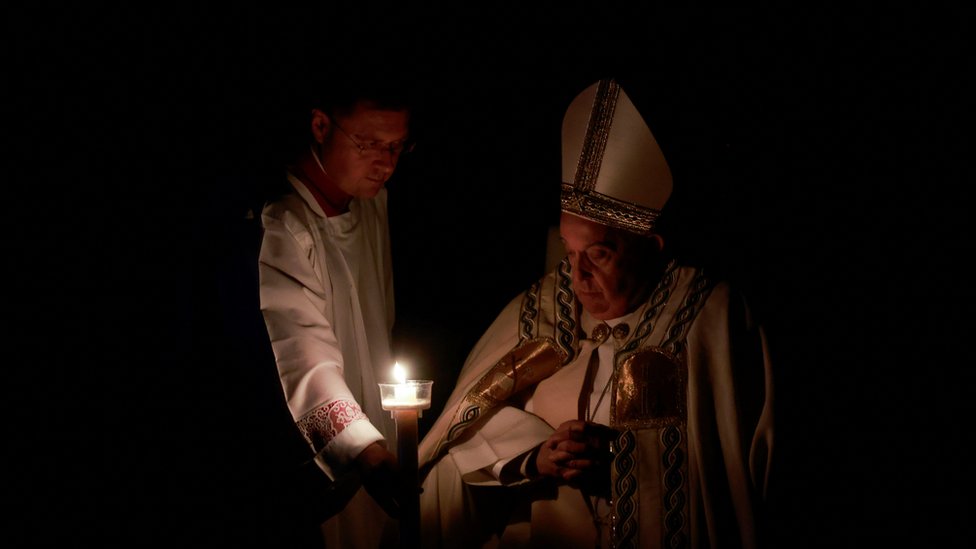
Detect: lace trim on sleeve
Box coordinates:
(296, 399, 368, 452)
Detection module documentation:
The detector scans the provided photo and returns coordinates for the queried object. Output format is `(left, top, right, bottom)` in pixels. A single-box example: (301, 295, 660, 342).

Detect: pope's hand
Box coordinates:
(533, 420, 616, 497)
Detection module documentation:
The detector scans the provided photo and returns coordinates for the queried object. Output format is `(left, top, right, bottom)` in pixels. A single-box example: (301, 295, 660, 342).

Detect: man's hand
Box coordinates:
(534, 420, 616, 493)
(355, 442, 400, 518)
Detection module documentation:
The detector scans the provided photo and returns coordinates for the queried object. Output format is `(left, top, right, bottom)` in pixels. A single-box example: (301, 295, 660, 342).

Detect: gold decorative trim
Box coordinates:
(438, 338, 566, 455)
(573, 79, 619, 192)
(561, 184, 661, 235)
(554, 257, 579, 364)
(519, 280, 541, 343)
(611, 347, 686, 430)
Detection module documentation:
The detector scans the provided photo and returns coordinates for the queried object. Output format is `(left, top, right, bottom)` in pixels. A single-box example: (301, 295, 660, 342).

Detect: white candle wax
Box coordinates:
(394, 383, 417, 403)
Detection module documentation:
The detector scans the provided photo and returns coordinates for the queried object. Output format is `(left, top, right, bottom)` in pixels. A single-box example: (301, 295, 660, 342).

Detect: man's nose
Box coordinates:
(571, 257, 593, 279)
(374, 148, 397, 169)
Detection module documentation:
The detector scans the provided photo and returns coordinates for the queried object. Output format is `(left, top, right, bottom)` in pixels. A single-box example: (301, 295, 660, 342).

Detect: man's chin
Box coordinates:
(360, 184, 384, 198)
(578, 295, 609, 317)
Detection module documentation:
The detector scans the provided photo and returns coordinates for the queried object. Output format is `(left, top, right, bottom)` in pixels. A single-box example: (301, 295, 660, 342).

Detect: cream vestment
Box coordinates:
(418, 259, 774, 548)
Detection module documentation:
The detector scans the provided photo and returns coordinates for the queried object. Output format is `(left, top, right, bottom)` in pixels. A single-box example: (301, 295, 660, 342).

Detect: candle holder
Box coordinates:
(378, 380, 433, 416)
(378, 379, 432, 548)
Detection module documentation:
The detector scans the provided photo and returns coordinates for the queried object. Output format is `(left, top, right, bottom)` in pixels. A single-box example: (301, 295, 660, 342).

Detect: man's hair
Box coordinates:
(273, 62, 419, 166)
(304, 62, 416, 117)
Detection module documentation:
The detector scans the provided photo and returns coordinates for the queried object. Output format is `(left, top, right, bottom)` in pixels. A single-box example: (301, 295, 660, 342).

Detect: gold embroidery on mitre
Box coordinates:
(611, 347, 686, 430)
(560, 185, 662, 235)
(574, 79, 619, 193)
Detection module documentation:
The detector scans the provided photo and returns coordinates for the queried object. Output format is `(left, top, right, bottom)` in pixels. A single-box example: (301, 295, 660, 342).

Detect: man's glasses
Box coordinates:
(332, 119, 415, 157)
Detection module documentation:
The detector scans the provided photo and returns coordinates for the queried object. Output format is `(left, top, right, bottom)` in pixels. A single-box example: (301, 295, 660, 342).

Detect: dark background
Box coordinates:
(11, 3, 972, 548)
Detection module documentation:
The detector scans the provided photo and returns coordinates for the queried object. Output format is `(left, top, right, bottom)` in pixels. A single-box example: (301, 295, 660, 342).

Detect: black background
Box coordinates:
(10, 3, 972, 548)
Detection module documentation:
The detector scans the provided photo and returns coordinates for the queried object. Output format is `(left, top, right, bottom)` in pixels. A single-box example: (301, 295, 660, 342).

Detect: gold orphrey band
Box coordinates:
(574, 79, 618, 193)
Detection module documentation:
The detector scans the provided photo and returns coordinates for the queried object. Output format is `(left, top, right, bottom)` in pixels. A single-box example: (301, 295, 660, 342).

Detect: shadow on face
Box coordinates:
(559, 212, 664, 319)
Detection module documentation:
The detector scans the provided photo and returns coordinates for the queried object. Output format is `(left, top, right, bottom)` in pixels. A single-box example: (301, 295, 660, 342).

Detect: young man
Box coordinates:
(259, 76, 414, 548)
(417, 79, 774, 548)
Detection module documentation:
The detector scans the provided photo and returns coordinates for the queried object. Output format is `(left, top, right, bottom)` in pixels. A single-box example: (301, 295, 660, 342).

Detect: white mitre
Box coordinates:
(560, 78, 673, 235)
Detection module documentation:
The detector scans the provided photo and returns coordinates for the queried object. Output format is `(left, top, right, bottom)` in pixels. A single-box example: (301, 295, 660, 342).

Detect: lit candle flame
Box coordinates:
(393, 362, 407, 384)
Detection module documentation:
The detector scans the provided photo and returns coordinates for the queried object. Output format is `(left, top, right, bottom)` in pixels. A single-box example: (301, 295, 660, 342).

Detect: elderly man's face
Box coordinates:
(559, 212, 660, 320)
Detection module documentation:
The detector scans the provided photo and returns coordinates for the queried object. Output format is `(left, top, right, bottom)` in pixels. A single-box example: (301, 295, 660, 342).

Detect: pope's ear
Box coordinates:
(310, 109, 331, 144)
(648, 233, 664, 253)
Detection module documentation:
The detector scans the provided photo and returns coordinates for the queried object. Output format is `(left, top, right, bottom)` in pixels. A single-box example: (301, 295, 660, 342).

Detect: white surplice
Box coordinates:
(259, 172, 397, 548)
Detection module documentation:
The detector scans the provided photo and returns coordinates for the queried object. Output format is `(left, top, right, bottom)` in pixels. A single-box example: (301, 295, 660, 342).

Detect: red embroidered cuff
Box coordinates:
(296, 399, 368, 452)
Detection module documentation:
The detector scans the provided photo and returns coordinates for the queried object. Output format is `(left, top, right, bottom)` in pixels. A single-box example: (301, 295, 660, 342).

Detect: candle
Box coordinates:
(393, 361, 407, 384)
(380, 362, 432, 411)
(394, 383, 417, 403)
(392, 362, 417, 402)
(376, 362, 433, 547)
